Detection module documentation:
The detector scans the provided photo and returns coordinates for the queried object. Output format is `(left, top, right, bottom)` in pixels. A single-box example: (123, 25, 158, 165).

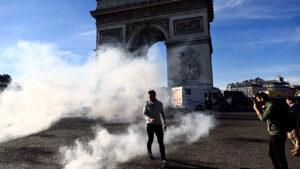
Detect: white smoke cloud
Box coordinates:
(90, 46, 164, 121)
(61, 113, 215, 169)
(61, 124, 146, 169)
(0, 41, 164, 142)
(165, 113, 216, 143)
(0, 41, 216, 169)
(0, 81, 69, 142)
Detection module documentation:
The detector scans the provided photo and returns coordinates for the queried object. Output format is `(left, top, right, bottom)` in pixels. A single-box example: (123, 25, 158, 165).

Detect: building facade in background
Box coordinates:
(227, 76, 297, 98)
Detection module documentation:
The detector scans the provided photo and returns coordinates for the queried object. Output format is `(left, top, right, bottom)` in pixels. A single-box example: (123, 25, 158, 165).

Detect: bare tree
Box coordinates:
(0, 74, 12, 91)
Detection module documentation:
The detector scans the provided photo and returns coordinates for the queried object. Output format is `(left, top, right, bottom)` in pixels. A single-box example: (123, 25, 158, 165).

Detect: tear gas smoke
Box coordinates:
(61, 113, 215, 169)
(61, 124, 146, 169)
(0, 41, 163, 142)
(0, 41, 216, 169)
(165, 113, 215, 143)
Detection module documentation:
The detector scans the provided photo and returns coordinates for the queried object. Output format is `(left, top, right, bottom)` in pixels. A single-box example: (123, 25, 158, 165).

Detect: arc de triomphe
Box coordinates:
(91, 0, 214, 89)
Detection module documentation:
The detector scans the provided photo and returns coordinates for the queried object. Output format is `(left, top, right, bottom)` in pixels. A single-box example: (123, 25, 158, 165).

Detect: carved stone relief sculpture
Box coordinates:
(99, 28, 122, 44)
(179, 48, 201, 82)
(174, 17, 204, 35)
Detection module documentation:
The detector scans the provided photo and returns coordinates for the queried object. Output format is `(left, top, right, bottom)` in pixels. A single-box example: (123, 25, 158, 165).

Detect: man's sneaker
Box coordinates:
(147, 153, 154, 160)
(161, 160, 168, 168)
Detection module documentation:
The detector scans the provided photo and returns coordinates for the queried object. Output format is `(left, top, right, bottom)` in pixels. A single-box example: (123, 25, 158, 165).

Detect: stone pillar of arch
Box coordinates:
(91, 0, 214, 88)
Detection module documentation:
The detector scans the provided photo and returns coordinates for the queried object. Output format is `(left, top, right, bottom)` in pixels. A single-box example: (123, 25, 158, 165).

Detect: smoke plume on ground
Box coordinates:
(0, 41, 163, 142)
(61, 113, 215, 169)
(165, 113, 215, 143)
(0, 41, 217, 169)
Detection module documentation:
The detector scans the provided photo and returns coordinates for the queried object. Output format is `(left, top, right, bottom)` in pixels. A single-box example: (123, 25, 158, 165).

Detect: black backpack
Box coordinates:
(272, 98, 297, 132)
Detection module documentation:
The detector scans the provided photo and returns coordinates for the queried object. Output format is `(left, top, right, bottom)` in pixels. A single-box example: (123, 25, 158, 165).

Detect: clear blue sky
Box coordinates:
(0, 0, 299, 89)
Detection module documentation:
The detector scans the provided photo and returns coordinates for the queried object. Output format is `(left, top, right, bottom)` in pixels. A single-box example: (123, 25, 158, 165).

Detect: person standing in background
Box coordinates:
(286, 96, 300, 156)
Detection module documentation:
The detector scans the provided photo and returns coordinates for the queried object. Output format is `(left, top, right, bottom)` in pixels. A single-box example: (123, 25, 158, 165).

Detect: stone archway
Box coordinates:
(91, 0, 214, 88)
(127, 23, 169, 56)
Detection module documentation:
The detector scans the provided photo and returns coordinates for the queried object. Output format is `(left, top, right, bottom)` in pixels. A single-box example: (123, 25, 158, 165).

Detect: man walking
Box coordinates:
(253, 92, 288, 169)
(286, 96, 300, 156)
(143, 90, 167, 167)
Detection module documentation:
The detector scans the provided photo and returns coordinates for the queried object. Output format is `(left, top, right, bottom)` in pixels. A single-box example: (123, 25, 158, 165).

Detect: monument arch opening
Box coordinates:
(128, 24, 168, 57)
(147, 42, 168, 87)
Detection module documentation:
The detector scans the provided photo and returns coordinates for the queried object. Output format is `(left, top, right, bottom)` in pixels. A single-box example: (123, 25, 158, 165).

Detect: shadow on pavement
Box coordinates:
(168, 160, 219, 169)
(0, 146, 60, 167)
(229, 137, 268, 144)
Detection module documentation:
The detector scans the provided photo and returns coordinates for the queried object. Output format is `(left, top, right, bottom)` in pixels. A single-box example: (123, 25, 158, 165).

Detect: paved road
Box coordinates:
(120, 111, 300, 169)
(0, 112, 299, 169)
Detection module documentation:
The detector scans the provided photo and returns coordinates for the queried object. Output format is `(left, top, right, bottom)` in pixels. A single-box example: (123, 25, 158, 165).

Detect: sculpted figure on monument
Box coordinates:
(179, 48, 202, 82)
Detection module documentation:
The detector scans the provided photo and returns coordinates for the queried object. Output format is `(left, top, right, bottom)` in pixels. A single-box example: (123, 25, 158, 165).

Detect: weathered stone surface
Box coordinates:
(97, 0, 148, 9)
(166, 41, 213, 87)
(92, 0, 214, 24)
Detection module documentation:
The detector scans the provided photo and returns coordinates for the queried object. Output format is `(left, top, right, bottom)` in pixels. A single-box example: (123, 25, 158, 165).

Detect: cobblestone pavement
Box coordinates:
(0, 112, 300, 169)
(120, 112, 300, 169)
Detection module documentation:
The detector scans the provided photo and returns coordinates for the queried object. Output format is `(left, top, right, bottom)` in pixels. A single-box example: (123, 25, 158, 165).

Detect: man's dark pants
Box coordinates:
(147, 124, 166, 160)
(269, 133, 288, 169)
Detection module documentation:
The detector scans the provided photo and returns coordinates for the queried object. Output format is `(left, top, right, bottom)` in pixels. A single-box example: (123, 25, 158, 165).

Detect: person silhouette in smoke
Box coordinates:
(143, 90, 167, 167)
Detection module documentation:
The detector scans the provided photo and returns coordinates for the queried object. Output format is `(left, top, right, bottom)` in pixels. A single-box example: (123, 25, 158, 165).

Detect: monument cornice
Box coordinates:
(91, 0, 214, 24)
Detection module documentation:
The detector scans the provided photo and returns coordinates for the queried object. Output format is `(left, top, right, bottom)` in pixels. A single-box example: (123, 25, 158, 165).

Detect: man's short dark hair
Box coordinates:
(287, 96, 296, 103)
(148, 90, 156, 95)
(255, 92, 270, 101)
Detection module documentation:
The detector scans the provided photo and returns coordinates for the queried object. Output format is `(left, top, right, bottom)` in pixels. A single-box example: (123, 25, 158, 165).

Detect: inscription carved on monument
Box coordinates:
(180, 48, 202, 82)
(174, 17, 204, 35)
(100, 28, 122, 43)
